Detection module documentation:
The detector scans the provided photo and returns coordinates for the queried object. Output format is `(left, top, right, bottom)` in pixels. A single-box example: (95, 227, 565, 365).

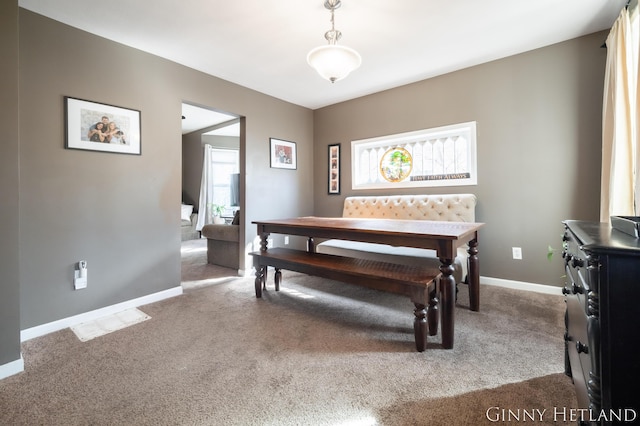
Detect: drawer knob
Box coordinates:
(576, 341, 589, 354)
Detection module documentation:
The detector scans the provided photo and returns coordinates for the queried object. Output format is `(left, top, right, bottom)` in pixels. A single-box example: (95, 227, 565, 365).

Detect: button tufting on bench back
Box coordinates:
(342, 194, 477, 222)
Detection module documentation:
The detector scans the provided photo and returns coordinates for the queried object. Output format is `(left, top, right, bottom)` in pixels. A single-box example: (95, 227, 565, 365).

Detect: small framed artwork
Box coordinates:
(328, 143, 340, 194)
(270, 138, 297, 170)
(65, 96, 141, 155)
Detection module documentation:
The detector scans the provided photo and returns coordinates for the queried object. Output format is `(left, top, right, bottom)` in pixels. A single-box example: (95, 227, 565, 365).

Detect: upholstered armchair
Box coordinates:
(201, 211, 240, 269)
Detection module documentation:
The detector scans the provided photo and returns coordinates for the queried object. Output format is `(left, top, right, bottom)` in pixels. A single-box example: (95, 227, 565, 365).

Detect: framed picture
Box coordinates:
(269, 138, 297, 170)
(328, 143, 341, 194)
(65, 96, 141, 155)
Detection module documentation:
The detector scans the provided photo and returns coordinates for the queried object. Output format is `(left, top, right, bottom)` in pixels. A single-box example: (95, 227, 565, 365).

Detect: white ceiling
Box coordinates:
(202, 122, 240, 137)
(181, 103, 237, 135)
(20, 0, 625, 111)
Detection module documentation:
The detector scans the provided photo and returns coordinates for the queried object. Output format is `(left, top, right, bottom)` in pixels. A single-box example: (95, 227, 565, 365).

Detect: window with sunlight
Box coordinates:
(209, 148, 239, 212)
(196, 146, 239, 230)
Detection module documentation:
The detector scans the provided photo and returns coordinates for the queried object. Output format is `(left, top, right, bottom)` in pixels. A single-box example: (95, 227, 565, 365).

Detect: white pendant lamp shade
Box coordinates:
(307, 0, 361, 83)
(307, 45, 361, 83)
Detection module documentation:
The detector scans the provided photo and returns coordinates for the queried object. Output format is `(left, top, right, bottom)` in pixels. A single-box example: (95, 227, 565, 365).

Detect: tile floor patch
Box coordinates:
(71, 308, 151, 342)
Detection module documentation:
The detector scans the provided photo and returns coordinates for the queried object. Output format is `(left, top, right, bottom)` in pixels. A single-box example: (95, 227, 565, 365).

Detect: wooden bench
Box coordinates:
(250, 248, 440, 351)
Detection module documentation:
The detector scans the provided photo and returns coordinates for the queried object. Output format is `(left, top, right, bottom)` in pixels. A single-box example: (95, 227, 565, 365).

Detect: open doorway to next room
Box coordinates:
(180, 102, 243, 279)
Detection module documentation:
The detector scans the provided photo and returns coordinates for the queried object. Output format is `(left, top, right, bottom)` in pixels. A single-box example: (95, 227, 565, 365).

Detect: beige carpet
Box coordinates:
(0, 239, 577, 425)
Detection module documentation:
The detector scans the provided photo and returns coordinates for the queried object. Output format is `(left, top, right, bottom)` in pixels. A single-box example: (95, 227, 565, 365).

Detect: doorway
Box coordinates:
(181, 102, 245, 274)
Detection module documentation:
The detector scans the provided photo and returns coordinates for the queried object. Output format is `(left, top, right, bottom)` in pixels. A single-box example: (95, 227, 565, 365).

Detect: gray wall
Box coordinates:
(182, 131, 204, 209)
(0, 0, 21, 366)
(313, 32, 606, 287)
(16, 10, 314, 333)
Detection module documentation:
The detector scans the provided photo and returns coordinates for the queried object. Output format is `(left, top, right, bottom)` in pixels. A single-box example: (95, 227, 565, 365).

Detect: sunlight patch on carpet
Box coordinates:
(182, 276, 238, 290)
(180, 245, 207, 254)
(71, 308, 151, 342)
(280, 287, 315, 299)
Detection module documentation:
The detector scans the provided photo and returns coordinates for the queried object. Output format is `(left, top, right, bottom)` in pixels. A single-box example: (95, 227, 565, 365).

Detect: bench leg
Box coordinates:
(428, 287, 439, 336)
(254, 265, 265, 298)
(274, 268, 281, 291)
(413, 303, 428, 352)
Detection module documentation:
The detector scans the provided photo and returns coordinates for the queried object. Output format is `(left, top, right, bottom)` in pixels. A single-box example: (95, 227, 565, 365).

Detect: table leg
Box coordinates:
(468, 238, 479, 312)
(259, 231, 270, 251)
(439, 259, 456, 349)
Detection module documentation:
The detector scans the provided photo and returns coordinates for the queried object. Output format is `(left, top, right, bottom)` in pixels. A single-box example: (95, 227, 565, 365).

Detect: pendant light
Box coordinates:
(307, 0, 361, 83)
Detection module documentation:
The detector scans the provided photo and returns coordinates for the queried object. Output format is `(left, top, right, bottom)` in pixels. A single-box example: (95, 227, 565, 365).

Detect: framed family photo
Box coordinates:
(65, 96, 141, 155)
(269, 138, 297, 170)
(328, 143, 340, 194)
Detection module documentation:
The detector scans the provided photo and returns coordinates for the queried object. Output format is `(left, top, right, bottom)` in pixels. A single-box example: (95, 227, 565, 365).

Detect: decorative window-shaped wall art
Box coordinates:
(351, 121, 477, 190)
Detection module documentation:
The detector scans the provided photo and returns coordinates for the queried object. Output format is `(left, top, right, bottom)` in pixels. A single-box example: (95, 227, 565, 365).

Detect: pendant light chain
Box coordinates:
(325, 1, 341, 45)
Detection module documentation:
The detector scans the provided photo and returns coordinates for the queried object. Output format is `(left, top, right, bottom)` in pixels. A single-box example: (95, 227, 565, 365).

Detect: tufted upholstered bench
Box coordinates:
(316, 194, 477, 285)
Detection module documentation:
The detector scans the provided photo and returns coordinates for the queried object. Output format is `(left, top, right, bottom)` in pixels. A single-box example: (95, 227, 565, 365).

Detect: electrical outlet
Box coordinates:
(512, 247, 522, 260)
(284, 236, 289, 245)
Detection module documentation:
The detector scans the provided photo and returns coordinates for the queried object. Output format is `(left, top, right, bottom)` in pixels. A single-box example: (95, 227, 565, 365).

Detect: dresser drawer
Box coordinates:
(562, 225, 592, 410)
(565, 293, 590, 409)
(563, 229, 590, 300)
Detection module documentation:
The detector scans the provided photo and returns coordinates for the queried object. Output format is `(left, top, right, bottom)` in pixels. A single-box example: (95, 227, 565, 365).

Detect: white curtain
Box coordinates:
(196, 144, 214, 231)
(601, 7, 639, 222)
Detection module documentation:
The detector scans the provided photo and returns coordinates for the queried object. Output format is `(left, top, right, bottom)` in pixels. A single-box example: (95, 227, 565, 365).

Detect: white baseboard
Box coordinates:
(0, 355, 24, 380)
(20, 286, 183, 342)
(480, 276, 563, 295)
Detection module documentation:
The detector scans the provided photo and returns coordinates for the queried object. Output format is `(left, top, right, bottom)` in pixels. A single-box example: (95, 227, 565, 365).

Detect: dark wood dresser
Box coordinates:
(562, 220, 640, 424)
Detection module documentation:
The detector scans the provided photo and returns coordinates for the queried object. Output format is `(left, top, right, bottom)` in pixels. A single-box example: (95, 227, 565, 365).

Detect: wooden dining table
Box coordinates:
(253, 216, 484, 349)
